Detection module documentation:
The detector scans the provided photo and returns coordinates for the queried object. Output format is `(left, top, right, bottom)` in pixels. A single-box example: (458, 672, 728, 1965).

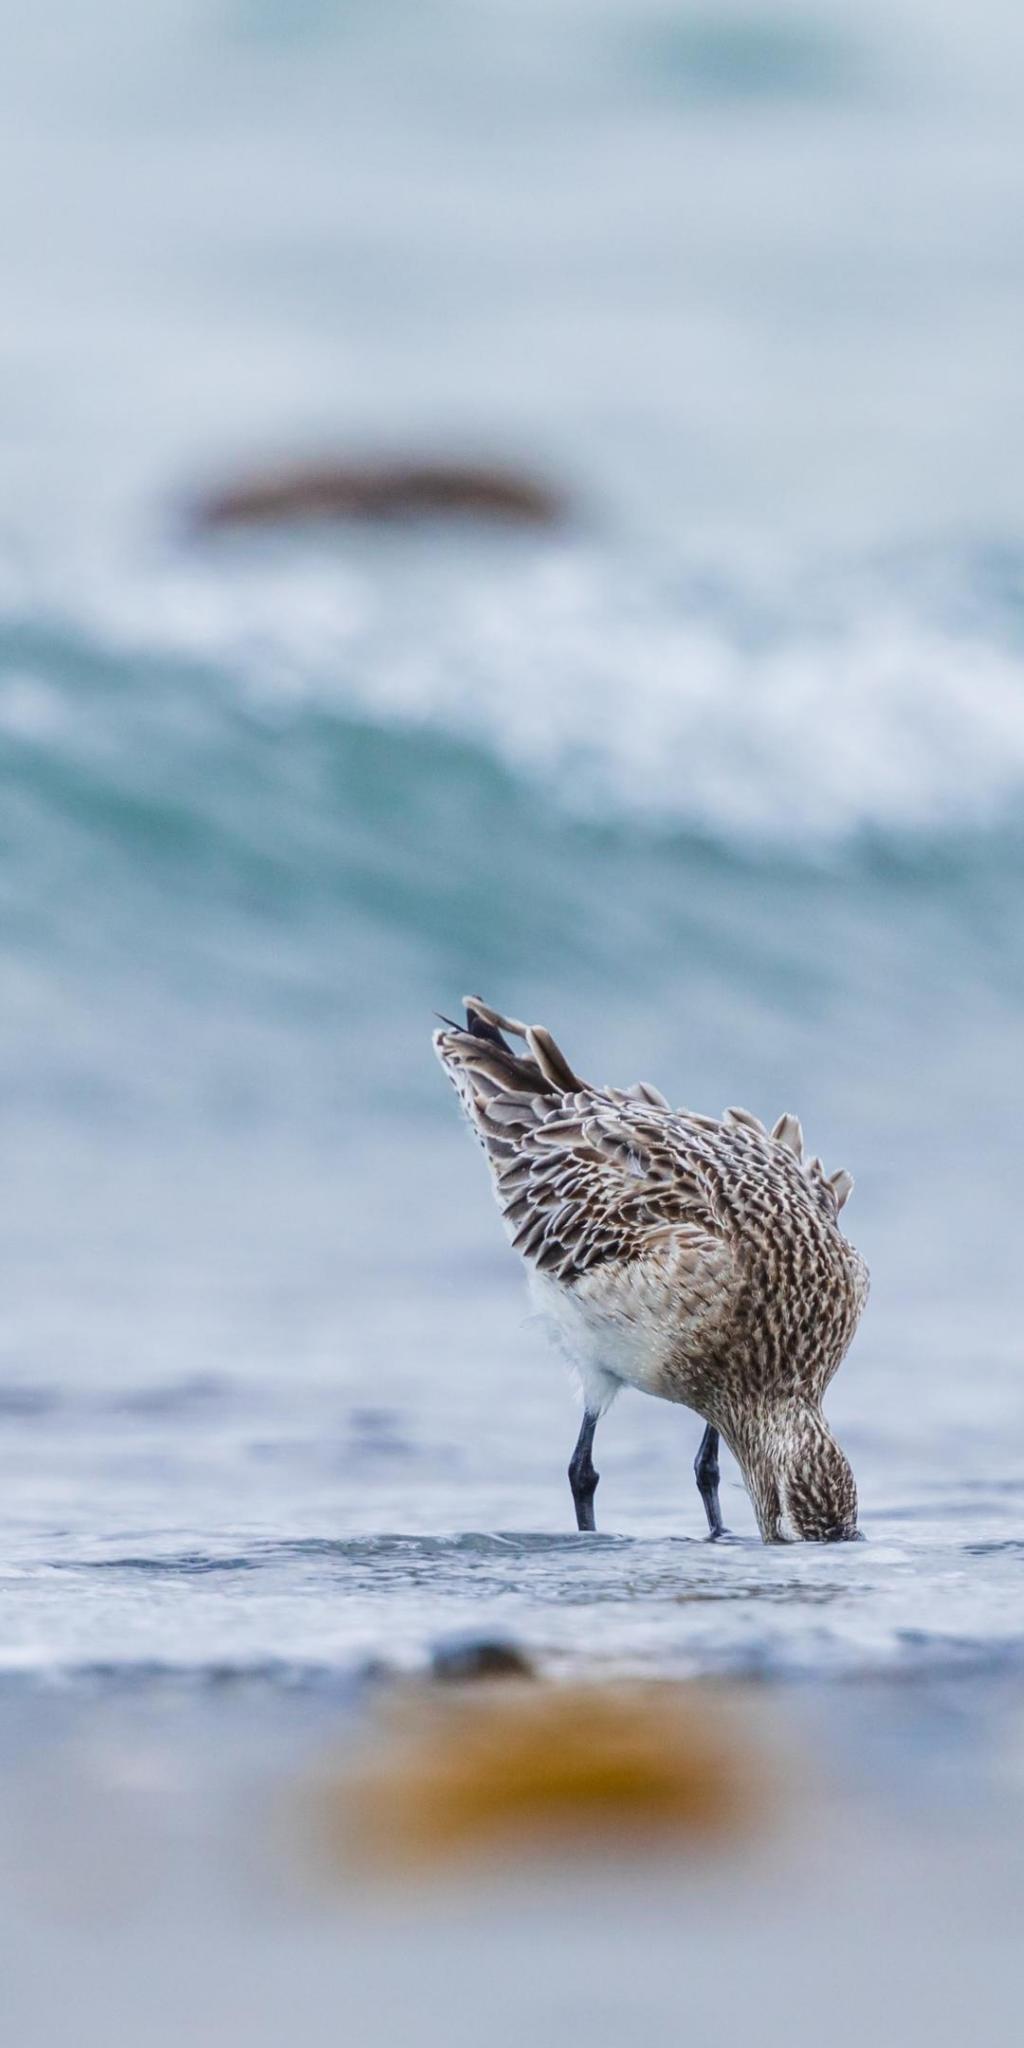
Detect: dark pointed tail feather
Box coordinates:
(463, 1001, 512, 1051)
(461, 995, 532, 1045)
(435, 997, 586, 1102)
(437, 1026, 549, 1098)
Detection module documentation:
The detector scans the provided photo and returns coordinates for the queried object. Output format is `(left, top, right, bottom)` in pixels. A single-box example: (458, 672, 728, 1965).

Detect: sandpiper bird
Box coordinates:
(434, 998, 868, 1543)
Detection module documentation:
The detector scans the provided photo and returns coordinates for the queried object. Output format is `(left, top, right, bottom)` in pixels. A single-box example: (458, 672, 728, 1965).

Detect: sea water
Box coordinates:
(2, 2, 1024, 2034)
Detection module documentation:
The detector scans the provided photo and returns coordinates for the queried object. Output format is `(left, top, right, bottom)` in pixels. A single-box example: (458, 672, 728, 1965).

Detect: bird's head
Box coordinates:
(732, 1402, 860, 1544)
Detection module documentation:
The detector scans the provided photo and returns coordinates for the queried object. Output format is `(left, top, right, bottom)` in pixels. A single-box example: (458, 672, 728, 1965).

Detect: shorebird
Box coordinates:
(434, 998, 868, 1544)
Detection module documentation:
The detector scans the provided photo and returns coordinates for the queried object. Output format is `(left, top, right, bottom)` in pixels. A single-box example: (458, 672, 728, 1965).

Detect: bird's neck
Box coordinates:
(726, 1400, 859, 1544)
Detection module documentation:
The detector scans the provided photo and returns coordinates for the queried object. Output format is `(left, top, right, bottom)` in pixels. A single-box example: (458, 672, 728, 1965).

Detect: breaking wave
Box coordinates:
(4, 536, 1024, 883)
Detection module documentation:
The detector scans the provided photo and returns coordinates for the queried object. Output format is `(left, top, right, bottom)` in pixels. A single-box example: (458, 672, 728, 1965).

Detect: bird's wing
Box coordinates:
(434, 1000, 724, 1285)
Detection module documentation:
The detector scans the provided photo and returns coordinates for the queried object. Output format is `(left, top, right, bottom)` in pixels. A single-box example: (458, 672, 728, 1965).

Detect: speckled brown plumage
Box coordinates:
(434, 997, 868, 1544)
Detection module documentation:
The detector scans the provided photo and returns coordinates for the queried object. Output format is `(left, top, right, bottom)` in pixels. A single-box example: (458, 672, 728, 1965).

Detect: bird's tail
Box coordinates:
(432, 997, 586, 1132)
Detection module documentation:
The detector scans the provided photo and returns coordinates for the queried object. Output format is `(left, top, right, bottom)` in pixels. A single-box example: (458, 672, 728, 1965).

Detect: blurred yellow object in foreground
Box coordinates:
(321, 1682, 771, 1874)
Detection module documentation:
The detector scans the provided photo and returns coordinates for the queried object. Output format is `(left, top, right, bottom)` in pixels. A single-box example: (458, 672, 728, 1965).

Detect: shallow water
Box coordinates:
(2, 1318, 1024, 1686)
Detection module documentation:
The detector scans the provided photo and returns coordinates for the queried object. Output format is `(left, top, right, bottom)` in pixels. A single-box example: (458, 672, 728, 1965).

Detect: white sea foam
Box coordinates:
(14, 537, 1024, 851)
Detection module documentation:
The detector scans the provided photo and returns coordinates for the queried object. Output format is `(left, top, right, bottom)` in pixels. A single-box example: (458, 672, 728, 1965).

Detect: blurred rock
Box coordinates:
(429, 1637, 536, 1684)
(317, 1682, 771, 1875)
(189, 458, 567, 532)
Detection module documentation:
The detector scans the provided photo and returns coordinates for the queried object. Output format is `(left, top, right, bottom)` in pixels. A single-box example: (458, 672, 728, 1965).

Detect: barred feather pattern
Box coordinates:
(434, 997, 869, 1543)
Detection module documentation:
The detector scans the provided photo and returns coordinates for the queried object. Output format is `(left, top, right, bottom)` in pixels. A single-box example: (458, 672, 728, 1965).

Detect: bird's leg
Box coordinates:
(568, 1411, 599, 1532)
(694, 1423, 726, 1539)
